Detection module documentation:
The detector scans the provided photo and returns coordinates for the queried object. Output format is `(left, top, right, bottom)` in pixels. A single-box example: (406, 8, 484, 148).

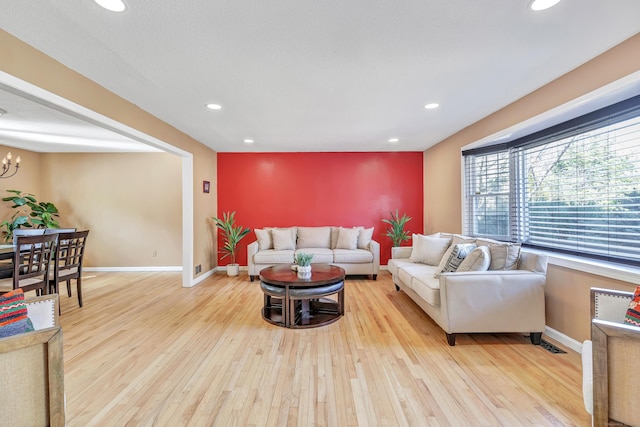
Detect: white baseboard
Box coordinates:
(192, 267, 217, 286)
(545, 325, 584, 354)
(84, 266, 182, 272)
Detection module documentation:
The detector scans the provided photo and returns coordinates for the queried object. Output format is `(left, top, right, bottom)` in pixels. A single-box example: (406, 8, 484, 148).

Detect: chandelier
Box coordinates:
(0, 152, 20, 179)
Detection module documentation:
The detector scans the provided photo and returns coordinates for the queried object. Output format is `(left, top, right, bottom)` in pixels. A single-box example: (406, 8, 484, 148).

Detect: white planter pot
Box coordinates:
(226, 264, 240, 276)
(297, 265, 311, 279)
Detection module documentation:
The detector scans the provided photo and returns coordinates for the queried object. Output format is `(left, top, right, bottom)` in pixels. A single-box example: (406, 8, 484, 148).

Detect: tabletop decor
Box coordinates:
(294, 252, 314, 278)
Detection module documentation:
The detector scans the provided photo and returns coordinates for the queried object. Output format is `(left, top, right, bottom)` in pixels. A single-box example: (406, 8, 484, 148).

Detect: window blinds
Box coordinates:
(463, 94, 640, 265)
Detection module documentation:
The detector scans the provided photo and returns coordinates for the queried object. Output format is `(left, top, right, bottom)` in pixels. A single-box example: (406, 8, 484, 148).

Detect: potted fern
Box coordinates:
(212, 211, 251, 276)
(382, 209, 412, 247)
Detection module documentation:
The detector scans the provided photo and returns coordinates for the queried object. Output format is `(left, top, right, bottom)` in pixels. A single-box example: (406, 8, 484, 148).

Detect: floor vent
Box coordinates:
(540, 339, 567, 354)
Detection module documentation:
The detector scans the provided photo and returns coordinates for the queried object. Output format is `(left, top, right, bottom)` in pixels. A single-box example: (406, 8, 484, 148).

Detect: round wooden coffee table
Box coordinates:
(259, 264, 345, 328)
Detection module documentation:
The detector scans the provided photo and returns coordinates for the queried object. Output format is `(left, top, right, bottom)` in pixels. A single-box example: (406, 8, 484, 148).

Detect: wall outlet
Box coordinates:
(152, 250, 157, 257)
(195, 264, 202, 274)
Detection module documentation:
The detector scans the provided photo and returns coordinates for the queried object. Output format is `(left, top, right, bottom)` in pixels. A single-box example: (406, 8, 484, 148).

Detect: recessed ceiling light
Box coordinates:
(244, 139, 254, 144)
(206, 104, 222, 110)
(388, 138, 399, 143)
(94, 0, 126, 12)
(424, 103, 439, 110)
(529, 0, 561, 11)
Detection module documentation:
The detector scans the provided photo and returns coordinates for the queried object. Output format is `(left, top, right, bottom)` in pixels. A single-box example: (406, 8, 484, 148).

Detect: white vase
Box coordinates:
(226, 263, 240, 276)
(297, 265, 311, 279)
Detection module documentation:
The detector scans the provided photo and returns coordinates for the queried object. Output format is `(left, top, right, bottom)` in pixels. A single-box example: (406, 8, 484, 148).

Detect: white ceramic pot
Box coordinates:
(226, 263, 240, 276)
(297, 265, 312, 279)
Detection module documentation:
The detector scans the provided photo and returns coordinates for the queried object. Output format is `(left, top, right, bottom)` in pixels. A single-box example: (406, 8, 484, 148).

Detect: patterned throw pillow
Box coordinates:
(435, 243, 478, 277)
(624, 286, 640, 327)
(0, 289, 35, 338)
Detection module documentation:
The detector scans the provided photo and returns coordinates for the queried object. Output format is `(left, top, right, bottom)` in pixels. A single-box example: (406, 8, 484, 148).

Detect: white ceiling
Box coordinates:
(0, 0, 639, 153)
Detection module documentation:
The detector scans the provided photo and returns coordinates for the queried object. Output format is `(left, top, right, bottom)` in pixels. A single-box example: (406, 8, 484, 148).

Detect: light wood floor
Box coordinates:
(58, 271, 590, 426)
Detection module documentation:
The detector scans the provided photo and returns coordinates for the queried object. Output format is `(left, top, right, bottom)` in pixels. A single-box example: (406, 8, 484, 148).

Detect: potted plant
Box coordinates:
(212, 211, 251, 276)
(0, 190, 60, 241)
(382, 209, 412, 247)
(294, 252, 314, 278)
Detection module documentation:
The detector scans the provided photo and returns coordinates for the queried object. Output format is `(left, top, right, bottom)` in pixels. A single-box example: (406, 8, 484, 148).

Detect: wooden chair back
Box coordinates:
(51, 230, 90, 307)
(12, 233, 58, 294)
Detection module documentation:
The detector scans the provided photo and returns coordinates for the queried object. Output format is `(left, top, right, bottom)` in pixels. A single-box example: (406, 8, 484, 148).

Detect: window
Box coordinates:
(463, 95, 640, 265)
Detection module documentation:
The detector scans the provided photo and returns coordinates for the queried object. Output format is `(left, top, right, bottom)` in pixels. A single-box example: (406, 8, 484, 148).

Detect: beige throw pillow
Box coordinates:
(357, 227, 374, 249)
(409, 234, 452, 266)
(297, 226, 331, 248)
(489, 244, 521, 270)
(456, 246, 491, 272)
(254, 228, 272, 251)
(336, 227, 359, 250)
(272, 228, 295, 251)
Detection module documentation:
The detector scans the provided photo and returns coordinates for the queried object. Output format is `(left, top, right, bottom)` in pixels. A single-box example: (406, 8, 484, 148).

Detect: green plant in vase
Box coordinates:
(295, 252, 314, 278)
(382, 209, 412, 247)
(212, 211, 251, 276)
(0, 190, 60, 241)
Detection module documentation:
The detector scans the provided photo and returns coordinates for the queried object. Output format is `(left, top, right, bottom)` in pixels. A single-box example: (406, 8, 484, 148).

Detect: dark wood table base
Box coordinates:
(259, 264, 345, 329)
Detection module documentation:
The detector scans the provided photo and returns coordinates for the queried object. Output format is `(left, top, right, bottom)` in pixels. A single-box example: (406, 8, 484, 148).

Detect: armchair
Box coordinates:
(0, 294, 65, 426)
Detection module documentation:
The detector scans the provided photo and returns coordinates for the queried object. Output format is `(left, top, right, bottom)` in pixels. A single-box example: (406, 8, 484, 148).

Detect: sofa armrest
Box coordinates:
(391, 246, 412, 259)
(438, 270, 547, 333)
(369, 240, 380, 272)
(247, 240, 259, 270)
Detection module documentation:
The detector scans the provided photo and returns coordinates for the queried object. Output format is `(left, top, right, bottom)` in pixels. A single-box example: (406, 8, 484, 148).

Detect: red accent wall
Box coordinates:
(217, 152, 423, 266)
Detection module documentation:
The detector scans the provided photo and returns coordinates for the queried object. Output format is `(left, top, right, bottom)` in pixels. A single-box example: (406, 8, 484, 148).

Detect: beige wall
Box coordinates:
(41, 152, 182, 267)
(0, 30, 218, 277)
(424, 33, 640, 343)
(0, 146, 183, 267)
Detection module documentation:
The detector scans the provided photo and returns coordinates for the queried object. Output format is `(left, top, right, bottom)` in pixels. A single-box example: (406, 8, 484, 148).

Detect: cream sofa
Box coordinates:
(388, 233, 548, 346)
(248, 226, 380, 281)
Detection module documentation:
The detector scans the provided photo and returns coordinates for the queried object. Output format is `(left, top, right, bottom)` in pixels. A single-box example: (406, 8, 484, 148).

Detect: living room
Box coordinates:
(1, 2, 640, 425)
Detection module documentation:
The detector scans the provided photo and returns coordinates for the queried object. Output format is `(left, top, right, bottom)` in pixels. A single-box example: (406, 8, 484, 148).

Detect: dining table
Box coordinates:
(0, 244, 16, 260)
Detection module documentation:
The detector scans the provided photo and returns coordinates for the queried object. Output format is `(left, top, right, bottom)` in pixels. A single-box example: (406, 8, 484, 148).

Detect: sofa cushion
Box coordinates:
(412, 273, 441, 306)
(333, 249, 374, 263)
(295, 248, 333, 264)
(387, 258, 415, 277)
(436, 243, 478, 277)
(254, 228, 273, 250)
(489, 244, 521, 270)
(336, 227, 359, 250)
(297, 227, 331, 249)
(456, 246, 491, 272)
(398, 264, 435, 290)
(357, 227, 374, 249)
(272, 228, 296, 251)
(254, 249, 295, 264)
(409, 234, 452, 265)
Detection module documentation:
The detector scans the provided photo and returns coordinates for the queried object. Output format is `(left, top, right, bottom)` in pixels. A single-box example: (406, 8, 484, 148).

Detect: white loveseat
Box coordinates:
(388, 232, 548, 346)
(247, 226, 380, 281)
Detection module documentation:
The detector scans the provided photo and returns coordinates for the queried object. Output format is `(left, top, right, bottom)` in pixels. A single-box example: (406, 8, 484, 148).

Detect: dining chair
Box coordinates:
(13, 228, 46, 251)
(0, 233, 58, 295)
(49, 230, 90, 308)
(44, 227, 77, 235)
